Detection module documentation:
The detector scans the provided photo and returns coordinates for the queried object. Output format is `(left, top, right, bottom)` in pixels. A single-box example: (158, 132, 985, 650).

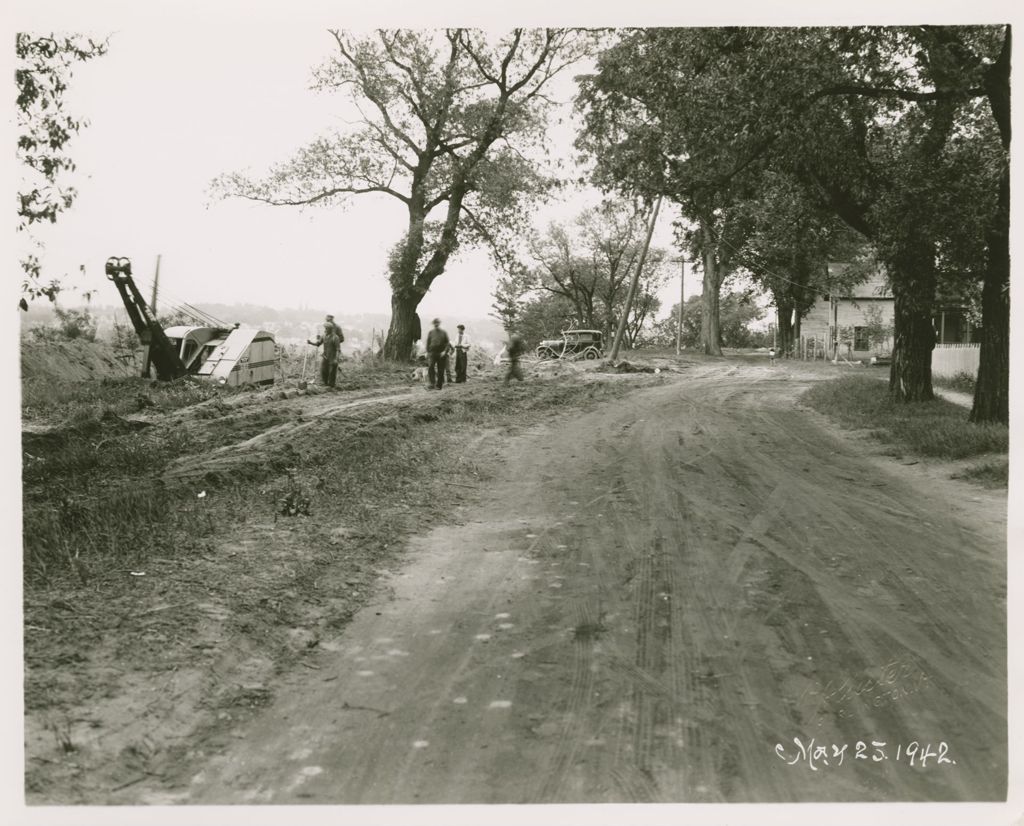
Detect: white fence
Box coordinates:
(932, 343, 980, 378)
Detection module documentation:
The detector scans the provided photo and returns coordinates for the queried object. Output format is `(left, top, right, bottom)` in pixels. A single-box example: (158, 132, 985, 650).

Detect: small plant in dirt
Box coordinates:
(278, 489, 312, 518)
(46, 717, 76, 754)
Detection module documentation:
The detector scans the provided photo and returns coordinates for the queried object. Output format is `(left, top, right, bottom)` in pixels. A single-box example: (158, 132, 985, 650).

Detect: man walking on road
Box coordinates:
(425, 318, 450, 390)
(452, 324, 471, 383)
(504, 331, 526, 386)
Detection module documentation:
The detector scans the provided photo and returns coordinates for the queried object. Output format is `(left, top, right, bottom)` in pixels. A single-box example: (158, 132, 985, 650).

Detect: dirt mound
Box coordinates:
(21, 338, 131, 383)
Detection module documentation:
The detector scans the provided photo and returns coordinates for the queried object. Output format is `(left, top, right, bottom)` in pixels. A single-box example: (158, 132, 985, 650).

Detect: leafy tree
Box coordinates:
(492, 200, 667, 347)
(577, 29, 761, 356)
(527, 200, 667, 339)
(16, 33, 108, 306)
(862, 304, 895, 352)
(650, 291, 765, 349)
(724, 170, 871, 356)
(214, 28, 590, 360)
(580, 26, 1008, 421)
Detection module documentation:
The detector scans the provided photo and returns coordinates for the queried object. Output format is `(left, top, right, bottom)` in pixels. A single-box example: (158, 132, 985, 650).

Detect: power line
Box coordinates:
(704, 226, 817, 293)
(132, 273, 229, 327)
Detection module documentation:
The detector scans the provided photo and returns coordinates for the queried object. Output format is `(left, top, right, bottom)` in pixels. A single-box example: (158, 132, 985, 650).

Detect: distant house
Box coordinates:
(801, 264, 894, 359)
(800, 264, 977, 360)
(932, 304, 980, 344)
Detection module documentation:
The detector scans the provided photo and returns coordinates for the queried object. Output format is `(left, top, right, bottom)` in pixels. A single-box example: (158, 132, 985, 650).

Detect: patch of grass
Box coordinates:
(802, 375, 1007, 461)
(933, 371, 976, 395)
(22, 375, 219, 423)
(955, 458, 1009, 488)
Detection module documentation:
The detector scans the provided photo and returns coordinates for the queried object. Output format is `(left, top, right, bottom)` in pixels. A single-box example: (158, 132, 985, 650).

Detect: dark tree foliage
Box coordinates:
(578, 26, 1008, 421)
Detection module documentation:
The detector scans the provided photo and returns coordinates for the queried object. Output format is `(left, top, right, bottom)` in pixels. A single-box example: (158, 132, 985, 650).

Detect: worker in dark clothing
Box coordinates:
(425, 318, 450, 390)
(308, 323, 341, 388)
(452, 323, 471, 383)
(504, 331, 526, 386)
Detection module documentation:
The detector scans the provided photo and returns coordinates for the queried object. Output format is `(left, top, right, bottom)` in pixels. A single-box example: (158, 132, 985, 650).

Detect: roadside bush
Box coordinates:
(802, 375, 1007, 462)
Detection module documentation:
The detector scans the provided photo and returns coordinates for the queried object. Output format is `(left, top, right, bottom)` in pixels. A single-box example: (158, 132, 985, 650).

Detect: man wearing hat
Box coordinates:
(452, 323, 471, 383)
(307, 322, 341, 388)
(324, 314, 344, 343)
(424, 317, 450, 390)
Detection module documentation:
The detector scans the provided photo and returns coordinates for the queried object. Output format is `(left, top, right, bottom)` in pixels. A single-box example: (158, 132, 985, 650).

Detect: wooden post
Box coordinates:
(141, 254, 162, 379)
(610, 195, 663, 363)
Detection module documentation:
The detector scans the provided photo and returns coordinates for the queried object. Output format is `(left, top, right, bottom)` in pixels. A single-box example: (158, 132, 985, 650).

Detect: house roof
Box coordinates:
(827, 263, 892, 299)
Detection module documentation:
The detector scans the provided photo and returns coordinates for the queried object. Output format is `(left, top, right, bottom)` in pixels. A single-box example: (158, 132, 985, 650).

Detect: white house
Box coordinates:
(799, 263, 978, 361)
(801, 264, 894, 359)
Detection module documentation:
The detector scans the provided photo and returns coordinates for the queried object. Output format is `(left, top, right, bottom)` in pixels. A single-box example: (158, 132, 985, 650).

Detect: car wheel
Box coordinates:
(584, 348, 598, 360)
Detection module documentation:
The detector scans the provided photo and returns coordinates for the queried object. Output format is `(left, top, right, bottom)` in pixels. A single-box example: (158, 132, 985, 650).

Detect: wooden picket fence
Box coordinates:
(932, 343, 980, 378)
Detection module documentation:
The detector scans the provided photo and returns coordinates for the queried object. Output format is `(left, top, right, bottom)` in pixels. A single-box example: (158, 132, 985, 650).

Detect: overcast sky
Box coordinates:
(16, 12, 694, 324)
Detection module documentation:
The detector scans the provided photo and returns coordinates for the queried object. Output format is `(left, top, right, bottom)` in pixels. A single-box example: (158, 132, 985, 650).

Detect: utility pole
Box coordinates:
(142, 254, 162, 379)
(610, 194, 663, 363)
(675, 257, 685, 356)
(151, 254, 161, 315)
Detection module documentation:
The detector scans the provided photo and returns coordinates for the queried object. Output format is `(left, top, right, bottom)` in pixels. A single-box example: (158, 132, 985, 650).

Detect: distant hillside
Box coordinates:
(22, 303, 509, 354)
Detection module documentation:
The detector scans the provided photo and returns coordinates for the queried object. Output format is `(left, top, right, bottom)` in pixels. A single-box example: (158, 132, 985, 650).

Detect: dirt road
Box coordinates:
(154, 362, 1006, 803)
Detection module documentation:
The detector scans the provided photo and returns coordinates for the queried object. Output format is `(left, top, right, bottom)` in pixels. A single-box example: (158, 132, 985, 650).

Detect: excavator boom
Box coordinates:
(105, 256, 187, 381)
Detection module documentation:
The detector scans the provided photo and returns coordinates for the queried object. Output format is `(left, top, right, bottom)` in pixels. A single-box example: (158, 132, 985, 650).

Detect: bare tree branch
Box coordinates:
(328, 29, 422, 156)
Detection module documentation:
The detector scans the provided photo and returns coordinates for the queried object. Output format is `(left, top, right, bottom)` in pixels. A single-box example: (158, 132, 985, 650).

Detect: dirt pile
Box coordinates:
(21, 338, 131, 383)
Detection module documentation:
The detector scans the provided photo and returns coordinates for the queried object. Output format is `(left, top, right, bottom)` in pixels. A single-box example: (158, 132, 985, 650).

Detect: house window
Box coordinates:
(853, 326, 870, 351)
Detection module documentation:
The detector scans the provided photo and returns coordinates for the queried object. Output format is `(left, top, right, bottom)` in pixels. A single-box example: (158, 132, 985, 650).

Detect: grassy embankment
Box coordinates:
(802, 375, 1007, 486)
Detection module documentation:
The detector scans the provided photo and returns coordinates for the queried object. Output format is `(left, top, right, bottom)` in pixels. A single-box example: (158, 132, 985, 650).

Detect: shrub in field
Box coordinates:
(54, 307, 97, 341)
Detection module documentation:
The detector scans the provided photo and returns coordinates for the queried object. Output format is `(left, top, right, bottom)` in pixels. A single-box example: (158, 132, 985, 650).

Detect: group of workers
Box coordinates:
(422, 317, 526, 389)
(423, 317, 471, 389)
(307, 313, 526, 390)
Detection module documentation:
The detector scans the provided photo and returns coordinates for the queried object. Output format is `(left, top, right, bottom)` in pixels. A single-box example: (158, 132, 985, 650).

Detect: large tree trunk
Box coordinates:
(700, 222, 723, 356)
(972, 29, 1011, 425)
(776, 303, 794, 357)
(888, 270, 936, 402)
(383, 289, 422, 361)
(971, 162, 1010, 425)
(381, 183, 467, 362)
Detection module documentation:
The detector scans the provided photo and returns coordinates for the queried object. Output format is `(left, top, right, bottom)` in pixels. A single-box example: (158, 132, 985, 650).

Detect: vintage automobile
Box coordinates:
(536, 329, 605, 361)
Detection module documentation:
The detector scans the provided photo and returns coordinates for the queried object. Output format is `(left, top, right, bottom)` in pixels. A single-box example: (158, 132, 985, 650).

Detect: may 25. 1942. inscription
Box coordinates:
(775, 738, 956, 771)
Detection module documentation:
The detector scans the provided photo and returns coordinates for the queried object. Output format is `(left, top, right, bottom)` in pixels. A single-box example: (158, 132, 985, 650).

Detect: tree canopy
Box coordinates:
(576, 25, 1008, 421)
(491, 200, 667, 347)
(16, 32, 108, 306)
(214, 28, 591, 359)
